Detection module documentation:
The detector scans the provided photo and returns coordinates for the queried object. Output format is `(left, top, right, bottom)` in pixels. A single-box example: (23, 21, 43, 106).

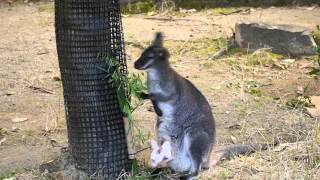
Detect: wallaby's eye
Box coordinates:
(163, 157, 168, 161)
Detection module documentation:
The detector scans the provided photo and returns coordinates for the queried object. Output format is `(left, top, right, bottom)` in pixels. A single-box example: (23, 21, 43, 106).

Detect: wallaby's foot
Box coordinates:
(179, 173, 196, 180)
(184, 132, 211, 179)
(201, 161, 210, 171)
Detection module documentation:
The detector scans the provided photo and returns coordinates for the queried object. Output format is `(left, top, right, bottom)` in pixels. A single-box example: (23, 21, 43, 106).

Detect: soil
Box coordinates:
(0, 2, 319, 179)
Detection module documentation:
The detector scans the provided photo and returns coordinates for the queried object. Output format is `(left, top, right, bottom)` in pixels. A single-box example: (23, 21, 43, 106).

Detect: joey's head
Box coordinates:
(134, 32, 170, 71)
(149, 139, 173, 168)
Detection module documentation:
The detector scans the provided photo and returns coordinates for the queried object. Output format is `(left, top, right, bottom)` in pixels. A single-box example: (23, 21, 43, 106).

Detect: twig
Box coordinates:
(27, 85, 54, 94)
(128, 146, 151, 156)
(144, 17, 210, 25)
(209, 28, 236, 60)
(125, 41, 145, 50)
(219, 8, 250, 15)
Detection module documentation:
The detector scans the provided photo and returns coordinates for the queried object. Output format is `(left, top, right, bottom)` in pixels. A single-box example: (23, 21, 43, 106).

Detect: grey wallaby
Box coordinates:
(134, 32, 216, 180)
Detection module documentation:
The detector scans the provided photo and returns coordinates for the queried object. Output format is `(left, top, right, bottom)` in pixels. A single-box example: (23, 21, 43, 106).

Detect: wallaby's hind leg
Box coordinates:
(201, 145, 213, 171)
(182, 133, 211, 180)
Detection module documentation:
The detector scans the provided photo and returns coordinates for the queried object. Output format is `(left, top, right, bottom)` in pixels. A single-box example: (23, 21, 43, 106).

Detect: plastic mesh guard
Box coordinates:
(55, 0, 130, 177)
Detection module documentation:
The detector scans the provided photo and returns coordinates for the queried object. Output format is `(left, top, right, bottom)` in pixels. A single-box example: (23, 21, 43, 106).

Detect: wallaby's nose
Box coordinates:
(134, 59, 141, 70)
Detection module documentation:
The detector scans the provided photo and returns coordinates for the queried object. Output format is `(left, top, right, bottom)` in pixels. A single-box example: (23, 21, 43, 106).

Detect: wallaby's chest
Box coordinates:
(147, 80, 163, 94)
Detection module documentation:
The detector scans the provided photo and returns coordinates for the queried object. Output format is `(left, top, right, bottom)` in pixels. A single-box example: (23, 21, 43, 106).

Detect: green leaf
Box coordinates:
(308, 68, 320, 76)
(131, 159, 138, 177)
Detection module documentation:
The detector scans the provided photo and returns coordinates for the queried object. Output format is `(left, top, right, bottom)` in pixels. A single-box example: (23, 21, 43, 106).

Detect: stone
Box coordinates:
(235, 21, 317, 56)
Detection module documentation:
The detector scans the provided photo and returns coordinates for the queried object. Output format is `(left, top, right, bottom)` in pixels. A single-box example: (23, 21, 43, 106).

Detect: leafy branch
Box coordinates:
(98, 54, 149, 146)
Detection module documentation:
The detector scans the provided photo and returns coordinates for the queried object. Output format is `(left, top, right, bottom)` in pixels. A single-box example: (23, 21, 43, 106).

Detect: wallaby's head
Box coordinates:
(134, 32, 170, 70)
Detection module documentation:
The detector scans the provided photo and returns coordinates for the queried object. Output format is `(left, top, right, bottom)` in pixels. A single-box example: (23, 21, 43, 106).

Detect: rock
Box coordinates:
(235, 21, 317, 56)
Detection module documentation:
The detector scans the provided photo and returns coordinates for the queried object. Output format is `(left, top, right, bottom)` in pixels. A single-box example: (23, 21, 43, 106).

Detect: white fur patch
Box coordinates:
(141, 58, 155, 69)
(150, 139, 173, 168)
(168, 135, 191, 172)
(158, 102, 174, 117)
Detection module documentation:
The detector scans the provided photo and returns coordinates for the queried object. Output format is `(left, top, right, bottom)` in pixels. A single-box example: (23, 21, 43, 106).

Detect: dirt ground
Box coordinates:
(0, 2, 320, 179)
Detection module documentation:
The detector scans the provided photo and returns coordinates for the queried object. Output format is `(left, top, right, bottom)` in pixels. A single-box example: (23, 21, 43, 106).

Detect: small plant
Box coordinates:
(122, 0, 155, 14)
(286, 96, 313, 109)
(246, 48, 282, 67)
(312, 27, 320, 45)
(307, 45, 320, 76)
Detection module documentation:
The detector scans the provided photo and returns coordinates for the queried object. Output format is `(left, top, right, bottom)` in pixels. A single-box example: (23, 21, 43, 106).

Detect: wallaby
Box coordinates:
(134, 32, 216, 180)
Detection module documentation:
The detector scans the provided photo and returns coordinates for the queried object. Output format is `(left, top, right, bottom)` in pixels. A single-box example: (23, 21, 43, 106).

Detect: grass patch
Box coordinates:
(37, 3, 54, 13)
(246, 48, 283, 66)
(22, 129, 35, 137)
(122, 0, 154, 14)
(0, 171, 15, 180)
(165, 38, 227, 59)
(286, 96, 313, 109)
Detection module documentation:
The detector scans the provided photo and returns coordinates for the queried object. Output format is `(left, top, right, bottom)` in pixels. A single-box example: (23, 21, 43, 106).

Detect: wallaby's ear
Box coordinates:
(150, 139, 159, 150)
(153, 32, 163, 47)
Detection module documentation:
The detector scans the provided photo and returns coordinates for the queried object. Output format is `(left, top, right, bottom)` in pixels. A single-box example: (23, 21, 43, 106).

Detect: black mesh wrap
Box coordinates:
(55, 0, 130, 177)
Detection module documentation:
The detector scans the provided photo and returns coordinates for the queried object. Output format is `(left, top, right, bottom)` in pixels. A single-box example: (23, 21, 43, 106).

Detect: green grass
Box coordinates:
(165, 37, 227, 59)
(246, 48, 283, 67)
(37, 3, 54, 13)
(122, 0, 154, 14)
(312, 29, 320, 45)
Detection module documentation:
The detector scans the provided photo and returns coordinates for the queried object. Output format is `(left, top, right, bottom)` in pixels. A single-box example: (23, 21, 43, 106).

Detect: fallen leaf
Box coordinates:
(0, 137, 7, 145)
(49, 138, 60, 147)
(298, 61, 313, 69)
(147, 11, 156, 16)
(226, 124, 241, 130)
(305, 6, 316, 10)
(230, 135, 237, 144)
(282, 59, 295, 64)
(0, 128, 8, 135)
(12, 117, 28, 123)
(52, 76, 61, 81)
(11, 127, 20, 132)
(211, 86, 222, 90)
(296, 86, 304, 95)
(272, 62, 286, 70)
(306, 108, 320, 118)
(5, 91, 16, 96)
(37, 50, 49, 55)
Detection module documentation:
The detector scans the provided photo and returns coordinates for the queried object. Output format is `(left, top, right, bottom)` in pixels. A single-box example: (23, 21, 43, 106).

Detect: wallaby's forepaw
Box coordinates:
(139, 92, 150, 99)
(179, 174, 196, 180)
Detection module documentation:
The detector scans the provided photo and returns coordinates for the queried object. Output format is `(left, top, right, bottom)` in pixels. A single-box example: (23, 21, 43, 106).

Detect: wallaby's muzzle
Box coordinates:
(134, 58, 144, 70)
(134, 56, 153, 70)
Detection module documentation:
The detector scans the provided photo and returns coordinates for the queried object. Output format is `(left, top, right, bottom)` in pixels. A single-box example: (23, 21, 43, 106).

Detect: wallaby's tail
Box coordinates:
(212, 140, 279, 166)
